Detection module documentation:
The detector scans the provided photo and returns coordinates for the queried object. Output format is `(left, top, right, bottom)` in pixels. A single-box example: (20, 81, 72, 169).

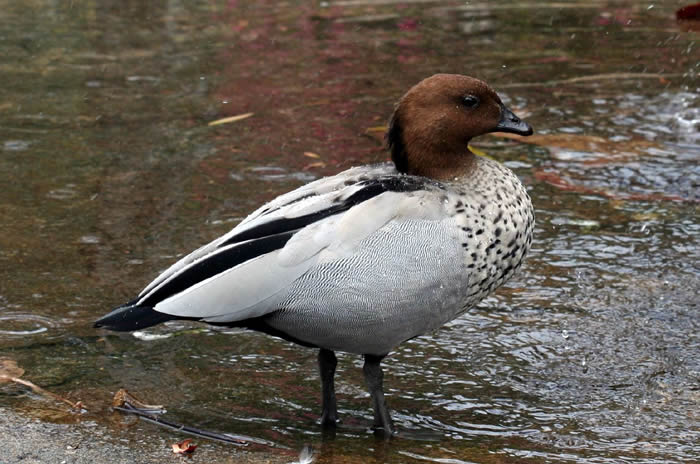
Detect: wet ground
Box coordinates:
(1, 0, 698, 463)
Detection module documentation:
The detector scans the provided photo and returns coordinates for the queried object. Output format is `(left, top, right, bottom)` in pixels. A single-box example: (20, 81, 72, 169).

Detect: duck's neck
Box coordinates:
(391, 138, 477, 181)
(387, 111, 477, 181)
(411, 150, 476, 180)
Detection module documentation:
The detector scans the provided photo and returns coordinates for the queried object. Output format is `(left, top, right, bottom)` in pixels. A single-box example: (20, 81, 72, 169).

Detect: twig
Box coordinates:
(498, 72, 682, 88)
(114, 402, 285, 449)
(208, 112, 254, 126)
(8, 377, 84, 411)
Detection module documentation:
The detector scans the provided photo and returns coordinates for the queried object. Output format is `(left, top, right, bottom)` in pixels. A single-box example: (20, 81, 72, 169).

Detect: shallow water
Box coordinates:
(1, 0, 698, 462)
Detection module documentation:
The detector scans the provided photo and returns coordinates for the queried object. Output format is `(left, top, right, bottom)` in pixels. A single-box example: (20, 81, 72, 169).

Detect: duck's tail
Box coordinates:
(94, 301, 178, 332)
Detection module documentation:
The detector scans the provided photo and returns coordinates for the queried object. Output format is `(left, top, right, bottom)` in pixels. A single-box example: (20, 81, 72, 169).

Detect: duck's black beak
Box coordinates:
(492, 105, 533, 136)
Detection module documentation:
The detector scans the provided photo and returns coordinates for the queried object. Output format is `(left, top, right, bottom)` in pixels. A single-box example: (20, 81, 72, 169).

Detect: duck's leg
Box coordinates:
(363, 354, 395, 436)
(318, 348, 338, 427)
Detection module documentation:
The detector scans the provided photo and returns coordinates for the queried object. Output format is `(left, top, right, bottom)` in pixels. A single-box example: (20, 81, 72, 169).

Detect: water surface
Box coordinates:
(1, 1, 698, 463)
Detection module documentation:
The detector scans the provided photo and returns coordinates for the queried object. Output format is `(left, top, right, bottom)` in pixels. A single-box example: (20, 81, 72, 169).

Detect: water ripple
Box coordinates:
(0, 312, 57, 336)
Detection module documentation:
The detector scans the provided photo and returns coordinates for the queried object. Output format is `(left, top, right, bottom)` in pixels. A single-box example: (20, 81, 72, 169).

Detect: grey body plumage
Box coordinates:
(264, 157, 534, 356)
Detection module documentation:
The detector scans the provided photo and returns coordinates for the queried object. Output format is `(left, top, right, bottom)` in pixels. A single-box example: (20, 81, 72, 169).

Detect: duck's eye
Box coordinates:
(462, 95, 480, 109)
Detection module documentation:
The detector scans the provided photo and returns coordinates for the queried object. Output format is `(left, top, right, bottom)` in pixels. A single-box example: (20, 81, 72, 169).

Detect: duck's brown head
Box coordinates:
(387, 74, 532, 180)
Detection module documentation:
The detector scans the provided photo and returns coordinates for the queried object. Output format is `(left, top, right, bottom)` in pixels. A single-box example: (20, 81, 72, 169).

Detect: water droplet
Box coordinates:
(79, 235, 100, 244)
(47, 185, 78, 200)
(4, 140, 31, 151)
(132, 331, 172, 341)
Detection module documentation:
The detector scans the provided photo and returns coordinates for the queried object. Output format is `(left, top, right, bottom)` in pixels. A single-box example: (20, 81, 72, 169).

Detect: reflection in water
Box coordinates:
(0, 0, 698, 463)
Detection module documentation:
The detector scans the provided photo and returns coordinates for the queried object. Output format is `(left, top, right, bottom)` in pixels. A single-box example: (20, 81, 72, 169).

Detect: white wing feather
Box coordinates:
(150, 189, 447, 323)
(153, 250, 318, 320)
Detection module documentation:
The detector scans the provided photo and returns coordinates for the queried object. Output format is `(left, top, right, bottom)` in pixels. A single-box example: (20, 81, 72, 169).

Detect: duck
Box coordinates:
(95, 74, 534, 436)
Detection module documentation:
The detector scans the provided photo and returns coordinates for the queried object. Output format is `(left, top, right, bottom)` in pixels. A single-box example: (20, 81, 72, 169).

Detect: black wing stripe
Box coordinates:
(225, 203, 348, 246)
(219, 176, 431, 248)
(139, 231, 295, 307)
(139, 176, 432, 308)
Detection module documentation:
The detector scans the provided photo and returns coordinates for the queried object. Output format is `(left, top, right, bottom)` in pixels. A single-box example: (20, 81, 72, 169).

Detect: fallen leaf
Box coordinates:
(676, 3, 700, 20)
(303, 161, 326, 170)
(494, 132, 659, 164)
(112, 388, 165, 412)
(535, 170, 587, 192)
(303, 151, 321, 158)
(208, 112, 254, 126)
(172, 438, 198, 455)
(0, 358, 25, 382)
(365, 125, 387, 133)
(1, 358, 84, 410)
(534, 169, 689, 203)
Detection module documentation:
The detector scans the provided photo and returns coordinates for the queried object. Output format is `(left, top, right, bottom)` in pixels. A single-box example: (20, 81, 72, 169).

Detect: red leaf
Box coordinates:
(677, 3, 700, 20)
(172, 439, 198, 455)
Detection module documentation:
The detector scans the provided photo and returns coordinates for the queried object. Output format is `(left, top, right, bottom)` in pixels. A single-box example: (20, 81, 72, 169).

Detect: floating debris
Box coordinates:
(172, 438, 197, 456)
(208, 112, 254, 126)
(0, 358, 85, 411)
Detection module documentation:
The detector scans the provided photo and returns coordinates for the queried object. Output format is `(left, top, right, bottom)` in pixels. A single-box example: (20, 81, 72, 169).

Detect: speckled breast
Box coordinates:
(447, 156, 535, 310)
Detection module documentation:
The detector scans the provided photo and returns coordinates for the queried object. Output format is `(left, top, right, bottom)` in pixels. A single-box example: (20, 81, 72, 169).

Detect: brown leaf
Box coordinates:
(172, 438, 197, 455)
(0, 358, 25, 382)
(1, 359, 84, 410)
(112, 388, 164, 411)
(303, 161, 326, 170)
(534, 169, 688, 202)
(494, 132, 659, 164)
